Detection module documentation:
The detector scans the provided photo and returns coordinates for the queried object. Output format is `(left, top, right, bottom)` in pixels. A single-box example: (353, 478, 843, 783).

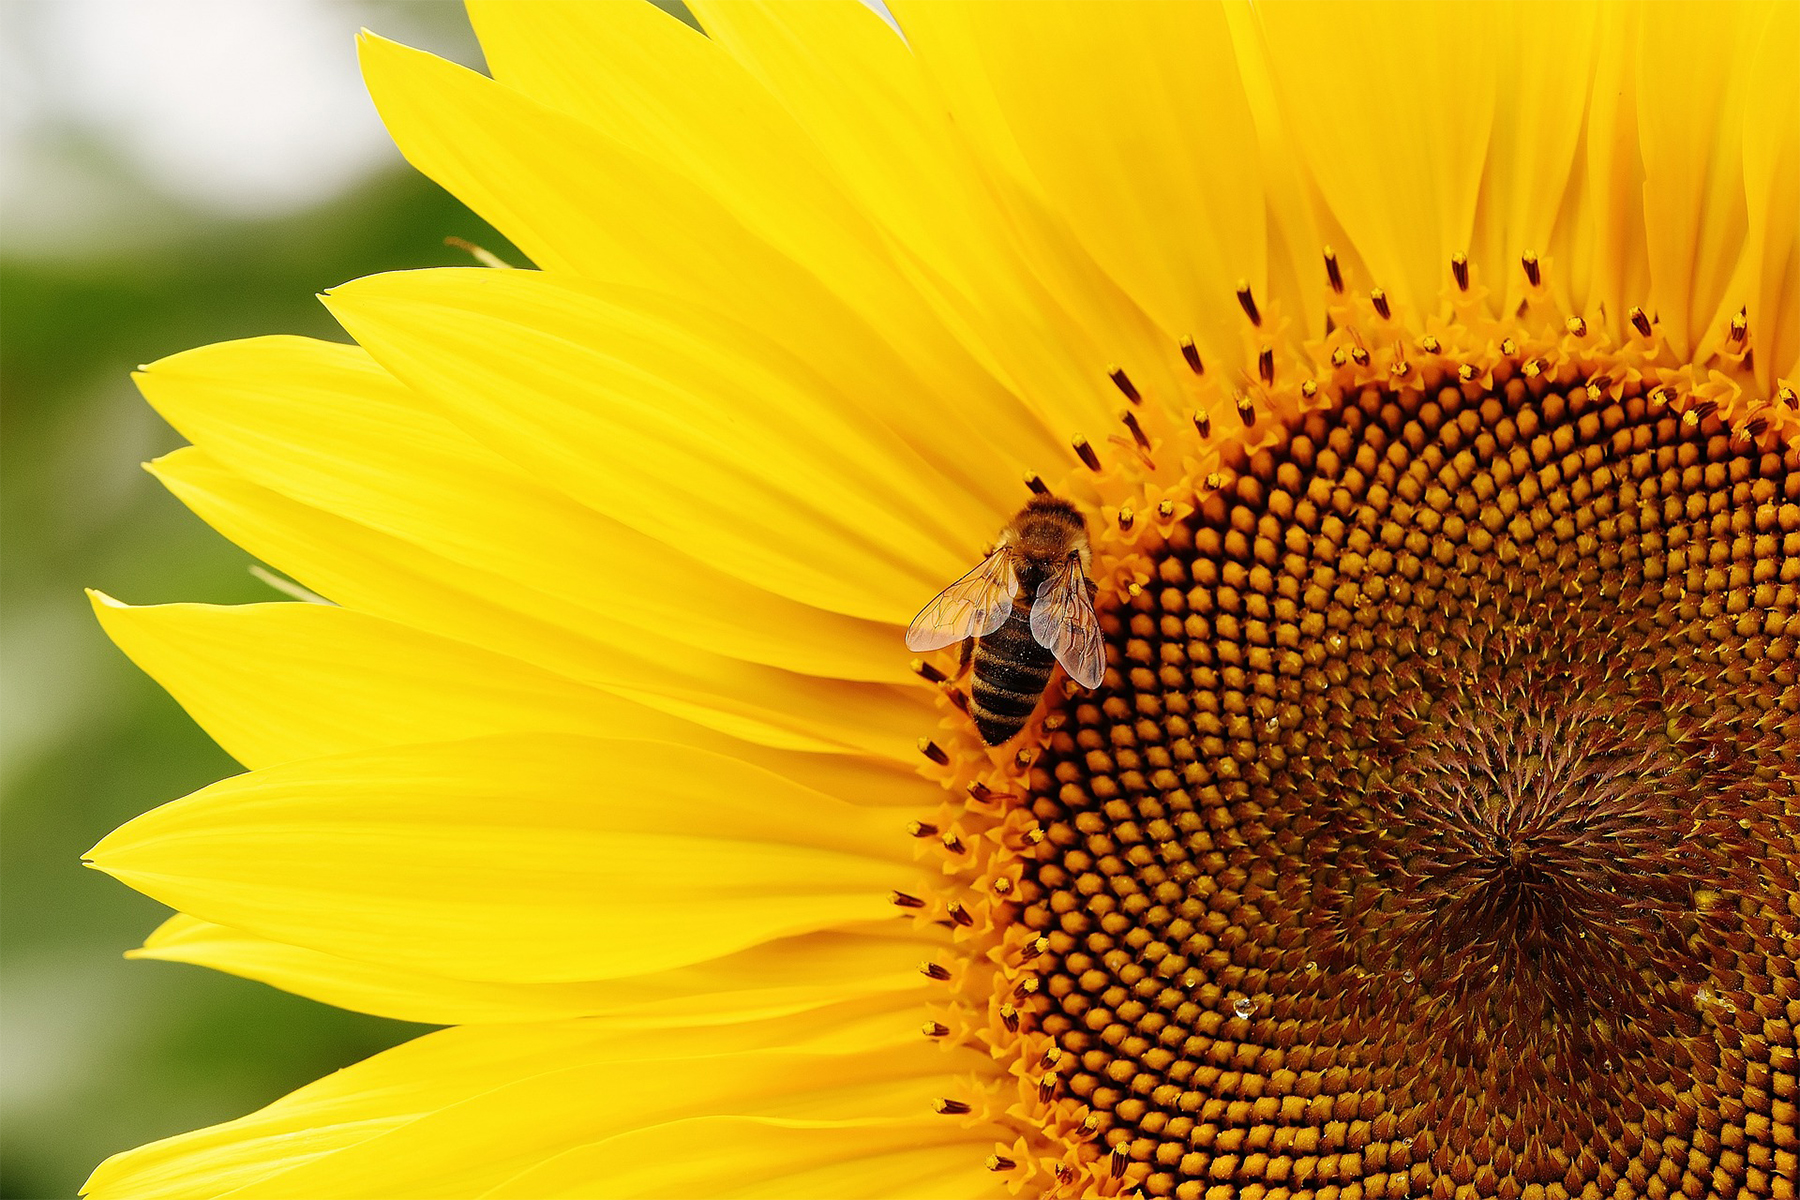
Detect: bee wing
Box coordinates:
(904, 548, 1020, 651)
(1029, 557, 1105, 689)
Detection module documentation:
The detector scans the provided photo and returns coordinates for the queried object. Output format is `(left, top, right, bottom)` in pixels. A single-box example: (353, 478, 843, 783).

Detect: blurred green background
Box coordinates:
(0, 4, 538, 1195)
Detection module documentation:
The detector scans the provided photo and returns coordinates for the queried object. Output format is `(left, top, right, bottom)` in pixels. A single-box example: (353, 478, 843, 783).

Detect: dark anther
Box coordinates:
(944, 686, 969, 714)
(1567, 316, 1587, 337)
(999, 1003, 1020, 1031)
(907, 820, 938, 838)
(891, 890, 926, 909)
(1071, 435, 1102, 471)
(1630, 306, 1654, 338)
(1236, 281, 1261, 326)
(1258, 345, 1275, 385)
(1451, 252, 1470, 291)
(1458, 363, 1478, 382)
(922, 1021, 949, 1039)
(1521, 251, 1541, 287)
(1110, 1144, 1130, 1178)
(1039, 1074, 1058, 1102)
(909, 658, 946, 683)
(990, 876, 1013, 896)
(1729, 307, 1748, 344)
(1157, 498, 1175, 519)
(1023, 472, 1048, 495)
(1350, 345, 1370, 366)
(1179, 336, 1204, 374)
(1371, 287, 1391, 320)
(917, 737, 949, 765)
(1499, 337, 1518, 357)
(920, 961, 952, 981)
(1120, 410, 1152, 452)
(1780, 385, 1797, 408)
(1325, 245, 1345, 293)
(947, 901, 974, 927)
(985, 1155, 1016, 1173)
(940, 832, 966, 855)
(933, 1097, 971, 1115)
(966, 781, 996, 803)
(1300, 379, 1319, 398)
(1420, 334, 1441, 354)
(1192, 410, 1212, 439)
(1117, 506, 1135, 532)
(1107, 365, 1142, 404)
(1013, 975, 1040, 999)
(1236, 392, 1257, 428)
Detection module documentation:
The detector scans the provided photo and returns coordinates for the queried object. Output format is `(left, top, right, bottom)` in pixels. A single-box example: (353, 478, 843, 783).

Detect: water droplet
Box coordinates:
(1401, 1137, 1414, 1151)
(1304, 961, 1319, 974)
(1232, 996, 1255, 1018)
(1425, 644, 1438, 657)
(1327, 634, 1345, 653)
(1401, 968, 1416, 984)
(1263, 717, 1279, 734)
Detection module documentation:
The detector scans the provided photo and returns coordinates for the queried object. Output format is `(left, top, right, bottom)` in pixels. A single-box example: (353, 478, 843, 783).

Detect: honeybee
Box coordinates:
(906, 495, 1105, 744)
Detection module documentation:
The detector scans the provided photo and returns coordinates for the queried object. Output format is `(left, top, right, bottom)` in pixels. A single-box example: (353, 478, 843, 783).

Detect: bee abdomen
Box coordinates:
(971, 609, 1055, 745)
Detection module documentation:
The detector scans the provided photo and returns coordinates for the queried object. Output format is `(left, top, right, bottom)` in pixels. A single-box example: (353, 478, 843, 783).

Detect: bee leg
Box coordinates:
(955, 637, 975, 681)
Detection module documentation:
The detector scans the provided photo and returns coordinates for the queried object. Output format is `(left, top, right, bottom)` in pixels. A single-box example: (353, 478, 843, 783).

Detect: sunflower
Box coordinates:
(83, 2, 1798, 1197)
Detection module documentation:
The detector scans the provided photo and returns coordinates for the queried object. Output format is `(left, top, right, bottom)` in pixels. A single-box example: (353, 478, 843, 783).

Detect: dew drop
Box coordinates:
(1401, 968, 1416, 984)
(1327, 634, 1346, 653)
(1232, 996, 1255, 1019)
(1263, 717, 1279, 734)
(1304, 961, 1319, 974)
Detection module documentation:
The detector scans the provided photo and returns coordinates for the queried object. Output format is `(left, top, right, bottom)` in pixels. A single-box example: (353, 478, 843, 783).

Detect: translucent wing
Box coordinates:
(1029, 557, 1105, 689)
(905, 548, 1019, 651)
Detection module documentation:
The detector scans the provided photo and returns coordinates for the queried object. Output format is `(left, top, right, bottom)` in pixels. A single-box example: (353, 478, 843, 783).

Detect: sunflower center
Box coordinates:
(1010, 367, 1799, 1195)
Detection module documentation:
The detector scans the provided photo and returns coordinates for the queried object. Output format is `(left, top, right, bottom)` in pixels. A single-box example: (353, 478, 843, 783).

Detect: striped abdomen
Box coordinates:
(970, 603, 1055, 744)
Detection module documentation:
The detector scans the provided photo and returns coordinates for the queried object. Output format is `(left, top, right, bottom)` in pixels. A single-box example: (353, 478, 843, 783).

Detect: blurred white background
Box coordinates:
(1, 0, 482, 254)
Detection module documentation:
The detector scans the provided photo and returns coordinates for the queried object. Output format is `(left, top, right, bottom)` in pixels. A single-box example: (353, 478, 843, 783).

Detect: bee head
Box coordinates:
(1008, 495, 1091, 587)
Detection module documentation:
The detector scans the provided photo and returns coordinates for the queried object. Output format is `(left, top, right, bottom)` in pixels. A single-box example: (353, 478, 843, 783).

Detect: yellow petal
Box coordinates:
(84, 1004, 960, 1200)
(1467, 3, 1600, 319)
(87, 1004, 971, 1200)
(1729, 0, 1799, 386)
(1636, 0, 1759, 361)
(686, 0, 1186, 431)
(480, 1116, 999, 1200)
(890, 0, 1265, 369)
(359, 29, 1054, 504)
(149, 447, 934, 761)
(324, 268, 986, 622)
(134, 915, 930, 1027)
(136, 336, 901, 682)
(1582, 2, 1652, 341)
(86, 734, 926, 983)
(91, 592, 662, 770)
(1254, 1, 1498, 323)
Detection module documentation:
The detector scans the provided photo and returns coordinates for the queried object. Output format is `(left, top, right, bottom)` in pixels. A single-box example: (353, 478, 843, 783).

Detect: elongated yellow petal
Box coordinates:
(1582, 2, 1651, 341)
(1636, 0, 1759, 361)
(359, 30, 1055, 502)
(149, 448, 934, 761)
(324, 268, 987, 622)
(134, 915, 931, 1027)
(890, 1, 1265, 369)
(684, 0, 1185, 431)
(480, 1116, 1000, 1199)
(86, 735, 926, 983)
(91, 593, 664, 770)
(136, 336, 902, 682)
(1466, 3, 1599, 319)
(1728, 0, 1799, 386)
(1254, 1, 1497, 323)
(88, 1002, 970, 1200)
(84, 1004, 957, 1200)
